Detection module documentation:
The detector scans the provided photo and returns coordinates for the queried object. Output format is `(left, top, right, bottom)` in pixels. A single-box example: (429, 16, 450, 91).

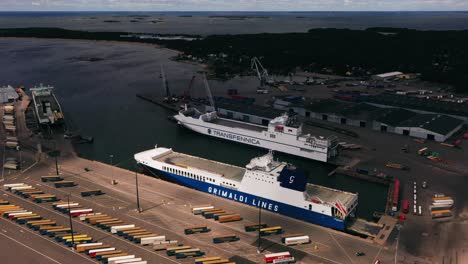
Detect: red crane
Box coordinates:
(183, 75, 196, 102)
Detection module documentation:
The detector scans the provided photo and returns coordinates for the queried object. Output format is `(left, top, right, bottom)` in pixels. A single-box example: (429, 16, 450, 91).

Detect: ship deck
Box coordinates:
(155, 152, 246, 182)
(305, 184, 356, 209)
(210, 118, 265, 132)
(32, 93, 61, 122)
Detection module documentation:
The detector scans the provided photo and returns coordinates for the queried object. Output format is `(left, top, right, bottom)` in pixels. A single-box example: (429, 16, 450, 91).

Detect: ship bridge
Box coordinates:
(304, 184, 358, 217)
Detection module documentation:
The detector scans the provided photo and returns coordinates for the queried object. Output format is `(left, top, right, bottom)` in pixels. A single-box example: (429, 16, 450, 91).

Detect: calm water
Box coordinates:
(0, 38, 387, 220)
(0, 11, 467, 35)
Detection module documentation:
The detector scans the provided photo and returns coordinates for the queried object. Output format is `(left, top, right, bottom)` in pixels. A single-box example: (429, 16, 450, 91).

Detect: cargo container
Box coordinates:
(218, 214, 242, 223)
(264, 252, 292, 263)
(88, 248, 116, 256)
(203, 260, 231, 264)
(166, 246, 192, 256)
(70, 209, 93, 217)
(174, 248, 205, 259)
(103, 255, 135, 264)
(153, 240, 180, 251)
(184, 225, 210, 235)
(203, 210, 225, 219)
(194, 256, 222, 264)
(192, 205, 214, 215)
(140, 235, 166, 245)
(111, 225, 136, 234)
(81, 189, 104, 197)
(110, 257, 143, 264)
(96, 252, 126, 261)
(392, 179, 400, 212)
(212, 234, 239, 244)
(282, 235, 310, 246)
(402, 200, 409, 214)
(54, 181, 76, 188)
(245, 223, 267, 232)
(260, 226, 283, 236)
(41, 176, 64, 182)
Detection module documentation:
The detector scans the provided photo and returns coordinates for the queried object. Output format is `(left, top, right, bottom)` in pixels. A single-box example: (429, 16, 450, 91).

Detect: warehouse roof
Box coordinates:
(365, 94, 468, 117)
(215, 97, 283, 119)
(298, 99, 388, 121)
(398, 114, 464, 135)
(375, 108, 417, 127)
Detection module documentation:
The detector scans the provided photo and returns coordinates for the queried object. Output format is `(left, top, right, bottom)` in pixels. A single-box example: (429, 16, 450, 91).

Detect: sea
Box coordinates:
(2, 11, 459, 220)
(0, 11, 468, 35)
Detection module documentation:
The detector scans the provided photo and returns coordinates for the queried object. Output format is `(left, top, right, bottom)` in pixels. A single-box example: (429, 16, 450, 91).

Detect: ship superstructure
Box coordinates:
(174, 109, 338, 163)
(135, 146, 358, 231)
(30, 85, 64, 126)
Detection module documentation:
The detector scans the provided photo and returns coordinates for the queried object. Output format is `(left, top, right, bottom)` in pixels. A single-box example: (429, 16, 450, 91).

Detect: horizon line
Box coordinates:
(1, 10, 467, 12)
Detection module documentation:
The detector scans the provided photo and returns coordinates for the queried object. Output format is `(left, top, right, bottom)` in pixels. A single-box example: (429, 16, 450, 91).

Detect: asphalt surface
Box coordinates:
(0, 153, 396, 264)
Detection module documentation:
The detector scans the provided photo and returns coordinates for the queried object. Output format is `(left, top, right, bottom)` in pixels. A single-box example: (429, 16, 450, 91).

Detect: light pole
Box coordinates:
(109, 154, 114, 176)
(1, 145, 6, 181)
(67, 194, 75, 249)
(135, 163, 141, 213)
(395, 224, 401, 264)
(257, 198, 262, 254)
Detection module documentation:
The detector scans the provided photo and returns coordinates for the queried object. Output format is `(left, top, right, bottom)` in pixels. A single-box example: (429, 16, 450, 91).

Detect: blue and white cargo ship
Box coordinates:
(135, 146, 358, 231)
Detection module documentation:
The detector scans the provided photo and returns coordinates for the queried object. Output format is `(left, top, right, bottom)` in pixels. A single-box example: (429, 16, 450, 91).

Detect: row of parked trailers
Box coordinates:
(4, 183, 147, 264)
(4, 183, 59, 203)
(192, 205, 243, 223)
(2, 104, 21, 170)
(431, 195, 454, 219)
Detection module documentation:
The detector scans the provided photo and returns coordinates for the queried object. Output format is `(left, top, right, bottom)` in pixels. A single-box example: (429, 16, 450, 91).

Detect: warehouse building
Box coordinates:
(372, 108, 417, 133)
(365, 93, 468, 122)
(394, 114, 464, 142)
(206, 97, 283, 125)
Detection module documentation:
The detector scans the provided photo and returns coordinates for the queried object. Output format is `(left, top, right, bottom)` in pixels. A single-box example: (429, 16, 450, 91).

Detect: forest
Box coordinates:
(1, 27, 467, 93)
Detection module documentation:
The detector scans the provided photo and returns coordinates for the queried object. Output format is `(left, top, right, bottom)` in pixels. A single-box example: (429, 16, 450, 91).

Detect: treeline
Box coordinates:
(165, 27, 468, 93)
(1, 27, 467, 93)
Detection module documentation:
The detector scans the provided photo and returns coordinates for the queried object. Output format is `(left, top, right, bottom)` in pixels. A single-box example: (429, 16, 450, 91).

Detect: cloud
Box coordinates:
(0, 0, 467, 11)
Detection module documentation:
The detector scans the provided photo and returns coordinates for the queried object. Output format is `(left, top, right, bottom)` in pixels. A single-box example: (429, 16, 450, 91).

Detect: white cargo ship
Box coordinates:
(174, 109, 338, 163)
(135, 146, 358, 231)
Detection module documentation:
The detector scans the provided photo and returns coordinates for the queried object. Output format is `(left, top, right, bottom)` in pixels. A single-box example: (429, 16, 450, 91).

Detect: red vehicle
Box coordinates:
(264, 252, 292, 263)
(402, 199, 409, 214)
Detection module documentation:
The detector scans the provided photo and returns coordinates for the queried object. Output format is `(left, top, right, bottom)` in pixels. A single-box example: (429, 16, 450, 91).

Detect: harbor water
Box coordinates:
(0, 37, 387, 220)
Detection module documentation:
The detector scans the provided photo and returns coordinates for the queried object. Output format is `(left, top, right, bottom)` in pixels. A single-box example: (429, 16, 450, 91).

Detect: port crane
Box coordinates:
(160, 64, 177, 103)
(183, 75, 196, 102)
(251, 57, 271, 93)
(203, 73, 216, 111)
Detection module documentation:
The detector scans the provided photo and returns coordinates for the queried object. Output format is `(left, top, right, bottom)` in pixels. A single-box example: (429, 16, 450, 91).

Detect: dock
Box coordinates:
(136, 93, 179, 112)
(330, 166, 392, 185)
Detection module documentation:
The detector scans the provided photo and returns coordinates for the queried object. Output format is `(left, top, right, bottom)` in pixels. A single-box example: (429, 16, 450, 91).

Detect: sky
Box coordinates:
(0, 0, 467, 11)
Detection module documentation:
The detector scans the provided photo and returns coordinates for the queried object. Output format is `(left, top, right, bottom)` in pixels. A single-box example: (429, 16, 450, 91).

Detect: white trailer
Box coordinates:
(140, 235, 166, 246)
(111, 224, 136, 234)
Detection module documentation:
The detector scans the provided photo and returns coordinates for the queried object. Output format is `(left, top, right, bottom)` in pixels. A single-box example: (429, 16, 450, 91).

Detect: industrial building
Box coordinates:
(365, 93, 468, 122)
(274, 97, 464, 142)
(393, 114, 464, 142)
(207, 97, 283, 125)
(0, 85, 19, 103)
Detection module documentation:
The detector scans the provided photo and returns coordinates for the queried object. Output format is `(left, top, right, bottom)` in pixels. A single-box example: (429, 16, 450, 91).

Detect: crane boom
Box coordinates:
(184, 75, 196, 101)
(160, 64, 170, 97)
(251, 57, 269, 87)
(203, 73, 215, 110)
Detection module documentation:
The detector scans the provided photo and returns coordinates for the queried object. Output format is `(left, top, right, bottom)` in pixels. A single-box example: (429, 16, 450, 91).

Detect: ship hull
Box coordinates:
(175, 117, 329, 162)
(141, 165, 346, 231)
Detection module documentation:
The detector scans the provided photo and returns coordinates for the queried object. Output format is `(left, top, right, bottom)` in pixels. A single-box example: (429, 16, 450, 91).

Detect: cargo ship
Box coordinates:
(135, 146, 358, 231)
(174, 109, 338, 163)
(30, 85, 64, 126)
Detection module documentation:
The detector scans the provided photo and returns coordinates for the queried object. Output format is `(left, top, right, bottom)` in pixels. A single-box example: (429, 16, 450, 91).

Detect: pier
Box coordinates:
(136, 93, 179, 112)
